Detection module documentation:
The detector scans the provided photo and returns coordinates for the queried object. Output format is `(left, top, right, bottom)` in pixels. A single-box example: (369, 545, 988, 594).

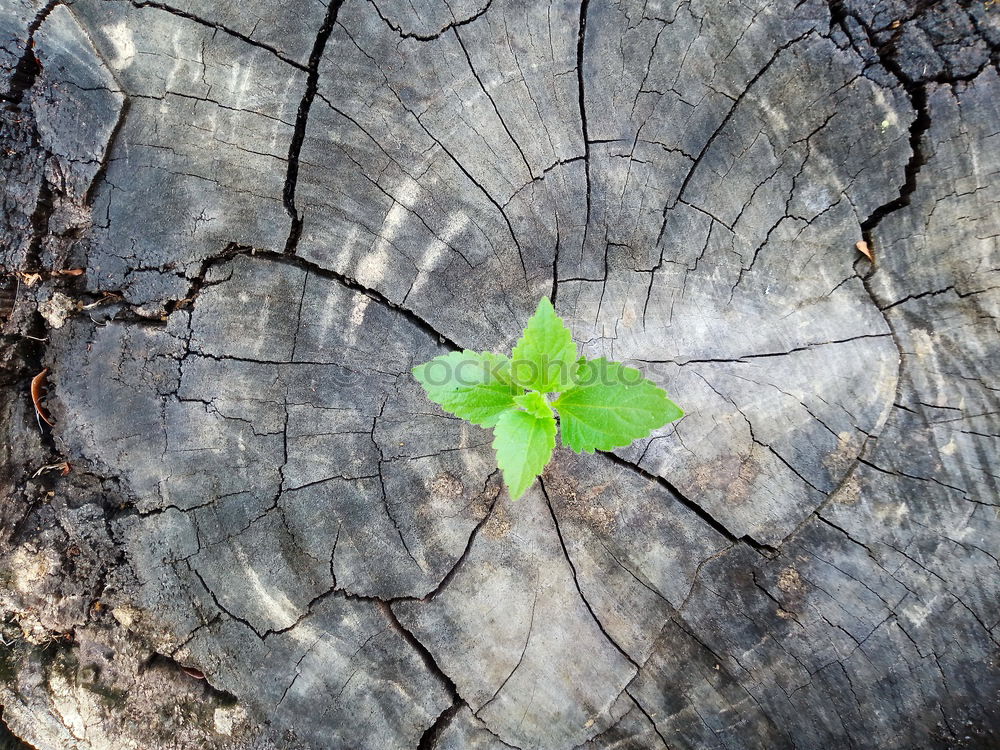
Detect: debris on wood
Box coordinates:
(180, 666, 206, 680)
(30, 367, 55, 427)
(81, 292, 123, 310)
(32, 461, 72, 478)
(39, 292, 79, 329)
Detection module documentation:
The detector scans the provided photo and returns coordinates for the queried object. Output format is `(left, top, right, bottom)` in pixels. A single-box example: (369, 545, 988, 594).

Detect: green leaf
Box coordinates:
(553, 358, 684, 453)
(510, 297, 578, 393)
(492, 409, 556, 500)
(513, 390, 553, 419)
(412, 350, 522, 427)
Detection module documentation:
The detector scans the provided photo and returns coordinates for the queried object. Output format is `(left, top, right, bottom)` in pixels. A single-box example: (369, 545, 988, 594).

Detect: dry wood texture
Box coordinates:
(0, 0, 998, 748)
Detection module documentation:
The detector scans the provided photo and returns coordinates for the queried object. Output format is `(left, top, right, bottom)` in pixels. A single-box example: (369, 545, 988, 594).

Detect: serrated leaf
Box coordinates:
(492, 409, 556, 500)
(513, 390, 553, 419)
(510, 297, 578, 393)
(412, 350, 521, 427)
(553, 358, 684, 453)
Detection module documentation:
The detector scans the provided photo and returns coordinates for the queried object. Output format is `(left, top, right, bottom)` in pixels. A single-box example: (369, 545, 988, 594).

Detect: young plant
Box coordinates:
(412, 298, 684, 500)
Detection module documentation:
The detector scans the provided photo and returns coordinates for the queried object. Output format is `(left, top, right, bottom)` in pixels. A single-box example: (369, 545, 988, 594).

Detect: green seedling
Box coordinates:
(413, 298, 684, 500)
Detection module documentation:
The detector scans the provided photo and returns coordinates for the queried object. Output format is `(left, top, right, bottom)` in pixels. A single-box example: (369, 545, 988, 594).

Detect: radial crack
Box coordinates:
(284, 0, 345, 254)
(540, 478, 641, 669)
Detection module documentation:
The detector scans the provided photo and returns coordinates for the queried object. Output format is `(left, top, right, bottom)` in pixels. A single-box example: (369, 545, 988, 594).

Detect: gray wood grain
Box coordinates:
(0, 0, 997, 747)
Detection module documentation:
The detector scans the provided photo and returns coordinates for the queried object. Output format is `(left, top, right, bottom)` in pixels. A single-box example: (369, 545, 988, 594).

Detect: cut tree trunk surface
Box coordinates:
(0, 0, 997, 748)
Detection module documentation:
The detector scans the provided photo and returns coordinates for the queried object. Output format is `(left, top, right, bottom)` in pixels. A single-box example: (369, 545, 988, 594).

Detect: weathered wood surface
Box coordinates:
(0, 0, 997, 747)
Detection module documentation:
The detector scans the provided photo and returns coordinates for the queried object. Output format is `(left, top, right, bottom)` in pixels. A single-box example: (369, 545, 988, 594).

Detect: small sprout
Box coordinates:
(413, 298, 684, 500)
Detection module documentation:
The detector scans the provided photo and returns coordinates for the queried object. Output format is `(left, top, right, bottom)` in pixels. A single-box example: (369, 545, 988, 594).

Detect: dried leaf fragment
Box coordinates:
(54, 268, 85, 277)
(855, 240, 874, 262)
(18, 272, 42, 287)
(31, 367, 55, 426)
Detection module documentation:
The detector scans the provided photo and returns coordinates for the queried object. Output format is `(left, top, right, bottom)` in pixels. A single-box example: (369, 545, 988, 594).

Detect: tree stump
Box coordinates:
(1, 0, 997, 748)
